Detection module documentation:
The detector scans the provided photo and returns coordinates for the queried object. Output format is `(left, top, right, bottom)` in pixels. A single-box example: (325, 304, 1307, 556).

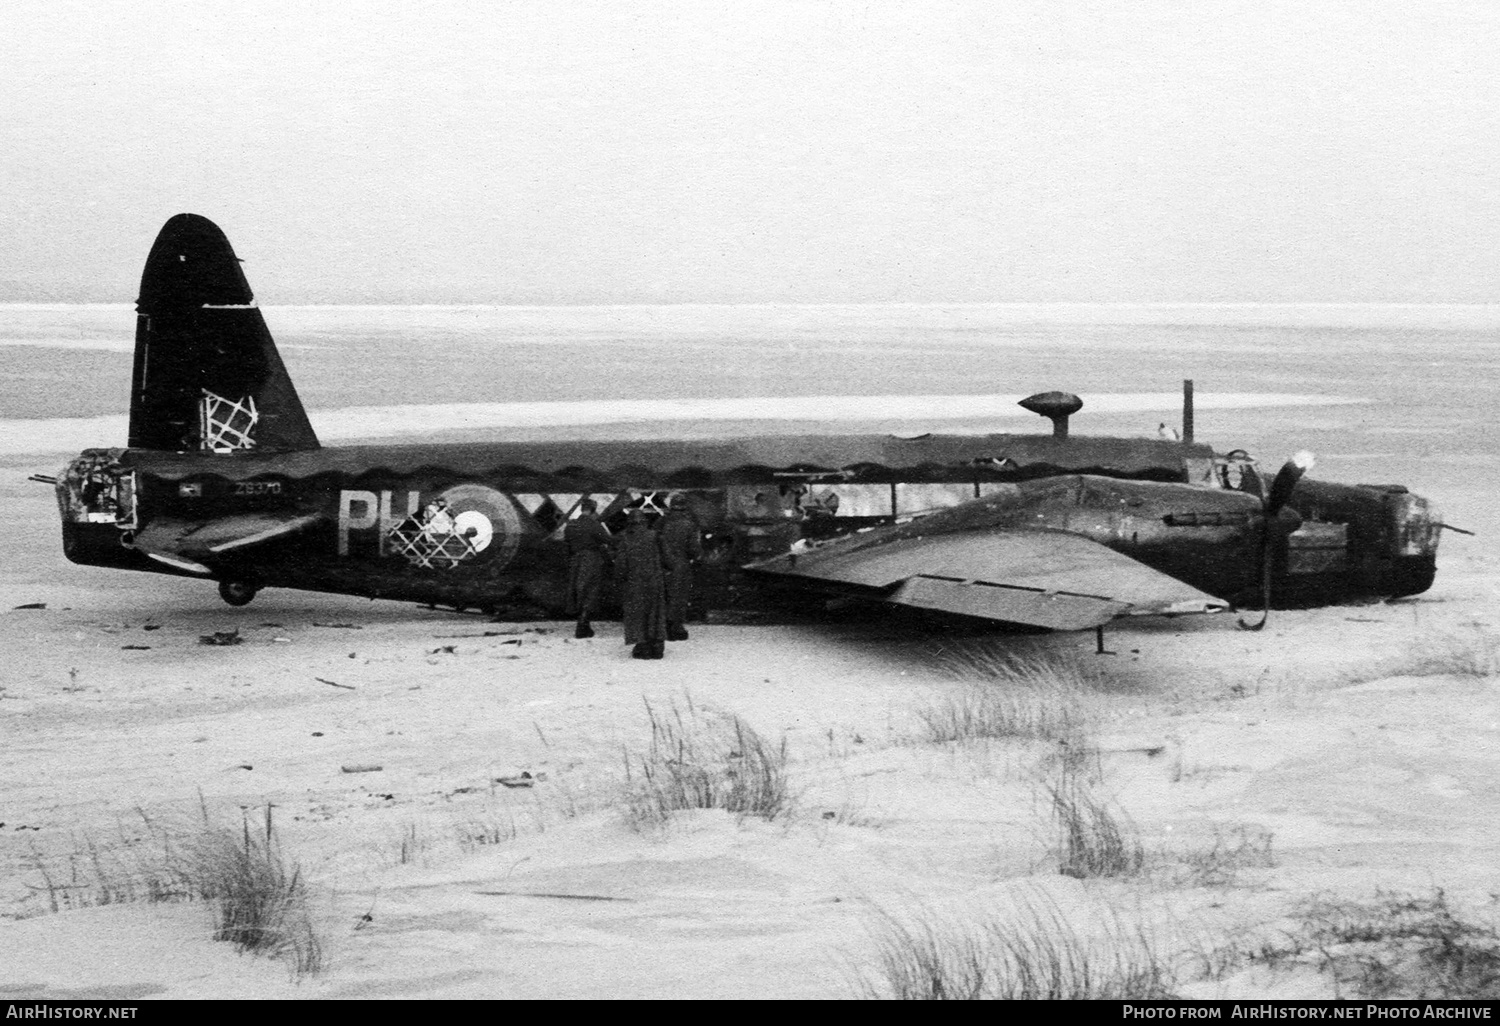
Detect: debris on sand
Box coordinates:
(475, 890, 632, 902)
(121, 644, 151, 651)
(199, 630, 242, 646)
(316, 677, 355, 690)
(142, 624, 161, 631)
(433, 627, 552, 639)
(12, 603, 45, 610)
(495, 771, 537, 788)
(341, 763, 383, 774)
(314, 622, 363, 630)
(429, 645, 458, 655)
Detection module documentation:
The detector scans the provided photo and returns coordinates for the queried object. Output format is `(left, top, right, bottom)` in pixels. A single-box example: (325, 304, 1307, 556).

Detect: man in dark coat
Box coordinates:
(563, 498, 613, 639)
(616, 508, 667, 659)
(657, 493, 703, 641)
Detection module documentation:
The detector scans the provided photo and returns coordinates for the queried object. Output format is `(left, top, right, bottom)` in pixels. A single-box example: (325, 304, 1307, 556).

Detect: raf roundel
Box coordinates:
(452, 509, 493, 551)
(438, 483, 523, 569)
(386, 483, 524, 571)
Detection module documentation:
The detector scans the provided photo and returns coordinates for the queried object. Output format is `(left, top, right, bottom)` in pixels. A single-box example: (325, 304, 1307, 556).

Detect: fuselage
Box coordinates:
(55, 431, 1441, 617)
(57, 214, 1445, 625)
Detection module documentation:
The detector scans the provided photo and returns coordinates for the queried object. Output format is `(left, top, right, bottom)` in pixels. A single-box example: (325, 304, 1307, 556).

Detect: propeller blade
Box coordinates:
(1264, 451, 1315, 516)
(1237, 557, 1273, 632)
(1239, 451, 1315, 631)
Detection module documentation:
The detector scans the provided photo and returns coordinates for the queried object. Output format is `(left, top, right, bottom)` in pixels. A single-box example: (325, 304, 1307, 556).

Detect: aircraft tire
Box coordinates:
(218, 579, 258, 607)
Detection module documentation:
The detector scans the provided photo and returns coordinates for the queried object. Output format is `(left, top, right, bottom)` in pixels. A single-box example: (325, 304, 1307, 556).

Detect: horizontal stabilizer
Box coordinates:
(751, 528, 1226, 630)
(132, 511, 324, 561)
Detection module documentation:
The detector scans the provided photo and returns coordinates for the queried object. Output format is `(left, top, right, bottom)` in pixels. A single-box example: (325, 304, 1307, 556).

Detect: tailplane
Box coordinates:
(129, 214, 319, 452)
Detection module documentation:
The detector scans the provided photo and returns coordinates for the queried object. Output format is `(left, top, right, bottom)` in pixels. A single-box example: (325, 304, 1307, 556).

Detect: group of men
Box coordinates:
(563, 494, 703, 660)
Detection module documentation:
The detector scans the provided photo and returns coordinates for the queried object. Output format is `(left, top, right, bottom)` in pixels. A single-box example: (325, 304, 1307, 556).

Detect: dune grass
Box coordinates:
(1031, 731, 1143, 880)
(29, 833, 184, 911)
(622, 698, 790, 830)
(186, 806, 322, 974)
(918, 648, 1098, 745)
(858, 900, 1175, 1000)
(1252, 890, 1500, 999)
(27, 804, 321, 977)
(1047, 772, 1146, 880)
(918, 683, 1090, 745)
(1170, 825, 1276, 888)
(456, 809, 520, 851)
(933, 644, 1111, 691)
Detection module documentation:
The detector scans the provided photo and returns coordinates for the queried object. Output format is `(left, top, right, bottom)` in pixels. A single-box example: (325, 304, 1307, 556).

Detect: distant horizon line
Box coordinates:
(4, 301, 1500, 310)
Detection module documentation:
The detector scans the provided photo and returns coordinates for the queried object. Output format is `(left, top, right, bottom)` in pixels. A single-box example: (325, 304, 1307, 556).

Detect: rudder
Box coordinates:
(129, 214, 319, 452)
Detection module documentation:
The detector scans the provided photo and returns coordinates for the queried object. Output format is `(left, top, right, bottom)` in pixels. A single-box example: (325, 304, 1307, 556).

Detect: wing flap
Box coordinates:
(753, 528, 1227, 629)
(892, 575, 1132, 630)
(133, 511, 323, 561)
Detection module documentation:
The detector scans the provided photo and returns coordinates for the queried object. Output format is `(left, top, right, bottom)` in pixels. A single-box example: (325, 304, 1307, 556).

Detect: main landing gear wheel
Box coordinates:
(218, 580, 259, 607)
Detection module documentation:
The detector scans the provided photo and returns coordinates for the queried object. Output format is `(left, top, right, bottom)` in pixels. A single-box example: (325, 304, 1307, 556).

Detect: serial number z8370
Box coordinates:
(233, 481, 283, 496)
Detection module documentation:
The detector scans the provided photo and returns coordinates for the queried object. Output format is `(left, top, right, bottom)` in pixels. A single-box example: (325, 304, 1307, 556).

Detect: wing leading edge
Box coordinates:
(749, 528, 1227, 631)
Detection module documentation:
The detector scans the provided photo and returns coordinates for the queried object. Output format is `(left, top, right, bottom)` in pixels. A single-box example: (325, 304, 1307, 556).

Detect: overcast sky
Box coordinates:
(3, 1, 1498, 304)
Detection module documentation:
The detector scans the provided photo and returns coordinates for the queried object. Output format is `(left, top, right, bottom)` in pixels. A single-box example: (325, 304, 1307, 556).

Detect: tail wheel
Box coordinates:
(218, 579, 259, 607)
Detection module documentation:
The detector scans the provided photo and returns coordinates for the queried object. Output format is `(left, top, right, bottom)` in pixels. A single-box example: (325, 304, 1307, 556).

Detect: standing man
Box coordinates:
(564, 498, 613, 639)
(616, 508, 667, 659)
(657, 493, 703, 641)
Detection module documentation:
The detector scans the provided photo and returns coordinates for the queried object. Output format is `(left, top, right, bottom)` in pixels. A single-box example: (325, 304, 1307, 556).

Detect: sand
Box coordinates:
(2, 449, 1498, 1000)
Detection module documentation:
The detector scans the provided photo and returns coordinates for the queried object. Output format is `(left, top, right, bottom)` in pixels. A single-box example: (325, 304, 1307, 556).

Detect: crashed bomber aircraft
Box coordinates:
(49, 214, 1446, 633)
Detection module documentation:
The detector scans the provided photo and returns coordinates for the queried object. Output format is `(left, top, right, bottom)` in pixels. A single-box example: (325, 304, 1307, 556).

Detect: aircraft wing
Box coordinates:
(132, 511, 324, 570)
(749, 528, 1227, 631)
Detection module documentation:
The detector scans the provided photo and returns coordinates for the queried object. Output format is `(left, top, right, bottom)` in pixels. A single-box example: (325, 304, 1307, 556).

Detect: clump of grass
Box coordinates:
(28, 832, 185, 912)
(1253, 889, 1500, 999)
(393, 821, 428, 865)
(918, 649, 1097, 744)
(26, 804, 321, 977)
(622, 698, 790, 830)
(457, 810, 518, 851)
(858, 900, 1175, 999)
(183, 806, 321, 975)
(1047, 759, 1144, 879)
(935, 645, 1111, 693)
(1171, 826, 1275, 887)
(918, 685, 1089, 745)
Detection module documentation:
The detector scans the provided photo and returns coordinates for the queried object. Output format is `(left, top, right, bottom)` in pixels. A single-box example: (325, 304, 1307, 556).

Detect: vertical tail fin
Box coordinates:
(129, 214, 319, 452)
